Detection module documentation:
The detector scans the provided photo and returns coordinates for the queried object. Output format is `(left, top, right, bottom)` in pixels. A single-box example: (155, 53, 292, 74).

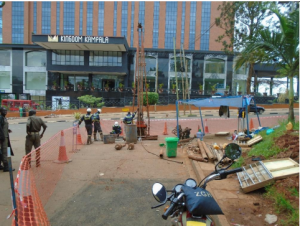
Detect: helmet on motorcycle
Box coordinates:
(114, 121, 119, 126)
(87, 108, 92, 112)
(98, 109, 101, 113)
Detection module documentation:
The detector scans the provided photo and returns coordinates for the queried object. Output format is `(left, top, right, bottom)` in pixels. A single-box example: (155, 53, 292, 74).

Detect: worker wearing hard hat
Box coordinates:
(93, 109, 103, 141)
(110, 121, 122, 137)
(78, 108, 94, 145)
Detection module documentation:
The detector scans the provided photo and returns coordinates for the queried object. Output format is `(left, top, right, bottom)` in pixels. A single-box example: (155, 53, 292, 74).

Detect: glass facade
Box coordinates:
(0, 50, 10, 66)
(56, 2, 60, 34)
(26, 51, 46, 67)
(52, 50, 84, 65)
(170, 57, 191, 72)
(0, 72, 10, 89)
(86, 2, 93, 36)
(33, 2, 37, 34)
(200, 2, 211, 50)
(138, 2, 145, 26)
(12, 1, 24, 44)
(89, 51, 122, 66)
(63, 1, 75, 35)
(79, 2, 83, 35)
(164, 2, 177, 49)
(152, 2, 160, 48)
(205, 58, 225, 74)
(25, 72, 46, 90)
(121, 2, 128, 38)
(41, 2, 51, 34)
(113, 2, 117, 36)
(98, 2, 104, 36)
(0, 4, 2, 43)
(181, 2, 186, 45)
(189, 2, 197, 50)
(130, 2, 135, 47)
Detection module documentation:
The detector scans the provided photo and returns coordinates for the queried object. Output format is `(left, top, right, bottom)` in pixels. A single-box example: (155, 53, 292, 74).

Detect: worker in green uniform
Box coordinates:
(78, 108, 94, 145)
(0, 107, 15, 172)
(25, 110, 47, 167)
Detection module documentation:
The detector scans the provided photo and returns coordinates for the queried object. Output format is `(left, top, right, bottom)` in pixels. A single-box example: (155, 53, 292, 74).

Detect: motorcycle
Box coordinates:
(151, 143, 243, 226)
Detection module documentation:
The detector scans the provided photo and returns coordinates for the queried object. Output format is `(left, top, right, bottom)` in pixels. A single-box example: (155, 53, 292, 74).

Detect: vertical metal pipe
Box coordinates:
(8, 147, 18, 226)
(176, 100, 180, 139)
(199, 107, 205, 136)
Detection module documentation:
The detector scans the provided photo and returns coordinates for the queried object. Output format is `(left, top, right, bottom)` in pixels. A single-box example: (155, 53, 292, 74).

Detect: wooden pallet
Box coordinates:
(247, 135, 262, 146)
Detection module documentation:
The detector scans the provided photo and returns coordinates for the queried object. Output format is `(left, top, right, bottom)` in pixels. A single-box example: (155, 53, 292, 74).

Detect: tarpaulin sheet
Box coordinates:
(181, 96, 244, 108)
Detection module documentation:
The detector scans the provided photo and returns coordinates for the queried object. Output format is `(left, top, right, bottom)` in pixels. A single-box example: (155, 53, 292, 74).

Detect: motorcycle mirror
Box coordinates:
(152, 183, 167, 203)
(225, 143, 242, 160)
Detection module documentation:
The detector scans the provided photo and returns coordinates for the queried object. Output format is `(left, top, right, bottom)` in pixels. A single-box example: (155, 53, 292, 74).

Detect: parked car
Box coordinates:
(238, 104, 265, 115)
(250, 104, 265, 114)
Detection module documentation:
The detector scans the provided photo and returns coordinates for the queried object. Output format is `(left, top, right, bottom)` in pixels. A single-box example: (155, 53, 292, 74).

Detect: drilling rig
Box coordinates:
(132, 23, 157, 140)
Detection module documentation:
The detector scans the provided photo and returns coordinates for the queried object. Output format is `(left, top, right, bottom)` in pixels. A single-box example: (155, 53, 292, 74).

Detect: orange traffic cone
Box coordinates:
(204, 119, 209, 133)
(77, 127, 83, 145)
(120, 121, 124, 136)
(249, 118, 254, 131)
(163, 122, 168, 135)
(54, 131, 72, 164)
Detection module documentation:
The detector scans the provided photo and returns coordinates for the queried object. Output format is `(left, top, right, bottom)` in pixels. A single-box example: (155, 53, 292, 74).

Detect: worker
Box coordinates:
(0, 107, 15, 172)
(78, 108, 94, 145)
(25, 110, 47, 167)
(123, 108, 138, 125)
(93, 109, 103, 141)
(110, 122, 122, 137)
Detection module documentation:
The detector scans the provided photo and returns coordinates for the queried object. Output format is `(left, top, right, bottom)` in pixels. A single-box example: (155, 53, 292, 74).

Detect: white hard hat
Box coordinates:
(114, 121, 119, 126)
(87, 108, 92, 112)
(98, 109, 101, 112)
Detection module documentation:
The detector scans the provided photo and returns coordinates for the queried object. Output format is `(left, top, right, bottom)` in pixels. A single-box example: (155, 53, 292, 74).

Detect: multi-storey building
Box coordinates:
(0, 1, 275, 107)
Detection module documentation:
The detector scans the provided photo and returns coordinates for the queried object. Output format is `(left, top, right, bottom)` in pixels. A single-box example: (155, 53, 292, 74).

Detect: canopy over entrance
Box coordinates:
(176, 96, 261, 137)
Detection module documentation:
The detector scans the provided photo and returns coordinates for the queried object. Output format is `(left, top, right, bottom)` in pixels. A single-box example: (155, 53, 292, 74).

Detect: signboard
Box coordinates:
(48, 35, 109, 44)
(51, 96, 70, 110)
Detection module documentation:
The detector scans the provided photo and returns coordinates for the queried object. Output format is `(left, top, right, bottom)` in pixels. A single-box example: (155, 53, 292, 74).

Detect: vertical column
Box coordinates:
(158, 2, 165, 49)
(209, 2, 223, 51)
(133, 2, 139, 47)
(104, 2, 114, 36)
(82, 2, 87, 36)
(195, 2, 202, 50)
(116, 2, 122, 36)
(60, 2, 64, 34)
(184, 2, 190, 50)
(176, 2, 182, 49)
(51, 2, 57, 35)
(37, 2, 42, 34)
(93, 2, 98, 36)
(144, 2, 154, 48)
(127, 2, 132, 45)
(74, 2, 80, 35)
(2, 1, 12, 43)
(24, 2, 30, 44)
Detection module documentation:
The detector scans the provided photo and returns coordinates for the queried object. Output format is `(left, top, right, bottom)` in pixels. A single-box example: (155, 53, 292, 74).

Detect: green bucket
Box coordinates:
(165, 137, 179, 158)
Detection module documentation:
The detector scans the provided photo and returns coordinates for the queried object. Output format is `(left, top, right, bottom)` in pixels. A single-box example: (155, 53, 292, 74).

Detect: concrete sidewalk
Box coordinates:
(7, 108, 293, 125)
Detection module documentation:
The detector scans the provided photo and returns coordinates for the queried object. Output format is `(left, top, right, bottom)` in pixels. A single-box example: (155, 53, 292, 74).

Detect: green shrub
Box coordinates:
(143, 92, 159, 106)
(77, 95, 104, 108)
(278, 90, 288, 103)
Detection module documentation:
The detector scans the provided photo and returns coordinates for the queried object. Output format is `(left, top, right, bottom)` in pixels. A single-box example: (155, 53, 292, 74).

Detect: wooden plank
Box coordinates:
(247, 135, 263, 146)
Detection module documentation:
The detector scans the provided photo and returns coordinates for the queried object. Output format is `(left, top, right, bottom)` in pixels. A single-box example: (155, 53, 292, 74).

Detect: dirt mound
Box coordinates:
(274, 131, 299, 162)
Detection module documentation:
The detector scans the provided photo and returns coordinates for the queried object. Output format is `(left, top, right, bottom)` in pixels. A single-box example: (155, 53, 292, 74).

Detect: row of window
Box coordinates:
(4, 2, 212, 49)
(90, 51, 122, 66)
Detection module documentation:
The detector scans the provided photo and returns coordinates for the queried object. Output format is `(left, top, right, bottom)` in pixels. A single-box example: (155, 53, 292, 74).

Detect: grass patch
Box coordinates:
(265, 186, 299, 226)
(232, 156, 244, 168)
(288, 188, 299, 197)
(248, 120, 298, 159)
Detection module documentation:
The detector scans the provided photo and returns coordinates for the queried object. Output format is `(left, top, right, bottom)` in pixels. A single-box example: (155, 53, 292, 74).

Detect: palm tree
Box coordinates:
(237, 6, 299, 121)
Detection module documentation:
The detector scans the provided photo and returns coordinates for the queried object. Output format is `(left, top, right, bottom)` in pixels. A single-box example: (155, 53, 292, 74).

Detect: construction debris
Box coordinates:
(236, 135, 263, 147)
(44, 114, 58, 118)
(172, 125, 192, 140)
(215, 132, 230, 136)
(127, 143, 134, 150)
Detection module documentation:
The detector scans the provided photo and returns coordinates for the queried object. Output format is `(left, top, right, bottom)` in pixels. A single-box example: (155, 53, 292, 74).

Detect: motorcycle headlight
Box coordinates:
(185, 178, 197, 188)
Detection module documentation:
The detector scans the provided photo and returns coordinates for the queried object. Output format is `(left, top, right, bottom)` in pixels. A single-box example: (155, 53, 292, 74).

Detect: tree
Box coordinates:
(239, 5, 299, 121)
(215, 2, 273, 94)
(77, 95, 105, 108)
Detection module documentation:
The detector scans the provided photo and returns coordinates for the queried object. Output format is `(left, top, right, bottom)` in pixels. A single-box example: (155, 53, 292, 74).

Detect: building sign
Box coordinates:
(48, 35, 109, 44)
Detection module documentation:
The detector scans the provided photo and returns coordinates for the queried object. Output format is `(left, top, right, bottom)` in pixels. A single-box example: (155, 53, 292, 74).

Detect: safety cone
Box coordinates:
(163, 122, 168, 135)
(54, 131, 72, 164)
(250, 118, 254, 131)
(120, 121, 124, 136)
(77, 127, 83, 145)
(204, 119, 209, 133)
